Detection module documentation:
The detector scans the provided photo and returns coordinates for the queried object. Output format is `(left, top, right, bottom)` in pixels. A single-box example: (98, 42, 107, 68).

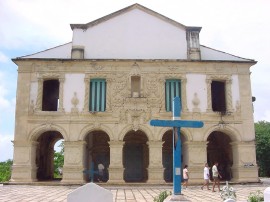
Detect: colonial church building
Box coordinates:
(11, 4, 258, 184)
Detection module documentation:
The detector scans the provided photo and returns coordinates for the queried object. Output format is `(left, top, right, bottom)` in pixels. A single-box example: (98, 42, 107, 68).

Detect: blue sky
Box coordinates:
(0, 0, 270, 162)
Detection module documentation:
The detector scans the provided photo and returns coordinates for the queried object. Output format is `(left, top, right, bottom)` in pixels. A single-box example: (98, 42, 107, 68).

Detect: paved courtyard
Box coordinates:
(0, 181, 269, 202)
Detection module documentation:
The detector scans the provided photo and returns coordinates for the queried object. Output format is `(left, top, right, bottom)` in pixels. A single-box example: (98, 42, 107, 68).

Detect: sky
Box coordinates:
(0, 0, 269, 162)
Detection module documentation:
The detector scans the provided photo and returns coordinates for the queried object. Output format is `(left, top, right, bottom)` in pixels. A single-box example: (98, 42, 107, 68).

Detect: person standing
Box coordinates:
(212, 162, 222, 192)
(97, 163, 105, 182)
(182, 165, 189, 189)
(201, 163, 210, 190)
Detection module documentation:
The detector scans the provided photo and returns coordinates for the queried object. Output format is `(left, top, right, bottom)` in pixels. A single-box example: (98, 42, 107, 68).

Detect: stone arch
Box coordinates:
(28, 124, 66, 181)
(157, 127, 192, 141)
(161, 128, 189, 182)
(119, 125, 154, 141)
(79, 124, 114, 141)
(203, 125, 241, 142)
(207, 130, 234, 181)
(84, 130, 110, 182)
(123, 129, 149, 182)
(28, 124, 68, 141)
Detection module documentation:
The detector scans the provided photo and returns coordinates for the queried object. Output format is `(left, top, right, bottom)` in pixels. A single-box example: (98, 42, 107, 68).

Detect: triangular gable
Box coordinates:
(70, 4, 193, 59)
(70, 3, 190, 31)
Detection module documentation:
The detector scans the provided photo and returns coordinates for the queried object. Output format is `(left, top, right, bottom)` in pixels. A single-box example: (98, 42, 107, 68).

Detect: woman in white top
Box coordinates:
(201, 163, 210, 190)
(182, 165, 189, 189)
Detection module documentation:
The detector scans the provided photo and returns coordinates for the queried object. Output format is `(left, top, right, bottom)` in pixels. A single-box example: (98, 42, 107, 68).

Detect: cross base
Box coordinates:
(164, 194, 190, 202)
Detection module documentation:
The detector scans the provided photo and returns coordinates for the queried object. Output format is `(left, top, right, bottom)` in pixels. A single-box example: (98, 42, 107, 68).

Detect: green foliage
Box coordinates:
(255, 121, 270, 177)
(54, 141, 64, 178)
(247, 190, 264, 202)
(0, 159, 13, 182)
(154, 190, 172, 202)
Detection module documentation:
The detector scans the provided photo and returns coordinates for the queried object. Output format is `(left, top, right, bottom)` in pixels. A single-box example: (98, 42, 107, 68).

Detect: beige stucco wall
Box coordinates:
(11, 59, 258, 184)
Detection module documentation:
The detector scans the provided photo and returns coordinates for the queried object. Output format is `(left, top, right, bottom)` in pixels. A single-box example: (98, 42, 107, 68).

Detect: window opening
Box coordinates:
(42, 80, 59, 111)
(89, 79, 106, 112)
(211, 81, 226, 112)
(165, 80, 181, 112)
(131, 76, 140, 98)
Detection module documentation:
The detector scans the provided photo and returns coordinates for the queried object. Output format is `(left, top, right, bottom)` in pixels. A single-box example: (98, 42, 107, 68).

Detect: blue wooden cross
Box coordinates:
(83, 161, 98, 182)
(150, 97, 203, 195)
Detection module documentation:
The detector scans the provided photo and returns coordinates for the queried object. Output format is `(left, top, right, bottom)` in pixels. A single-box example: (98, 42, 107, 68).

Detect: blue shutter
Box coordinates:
(165, 80, 181, 112)
(89, 79, 106, 112)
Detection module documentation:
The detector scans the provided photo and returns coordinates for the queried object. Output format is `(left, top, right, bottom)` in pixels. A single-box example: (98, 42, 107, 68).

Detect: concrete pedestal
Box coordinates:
(164, 194, 190, 202)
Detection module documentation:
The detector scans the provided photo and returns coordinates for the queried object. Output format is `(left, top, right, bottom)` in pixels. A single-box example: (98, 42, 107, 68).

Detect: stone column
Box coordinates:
(83, 77, 90, 112)
(108, 141, 125, 183)
(35, 77, 43, 111)
(159, 79, 166, 112)
(206, 78, 212, 112)
(147, 141, 164, 183)
(183, 141, 207, 183)
(105, 78, 112, 111)
(230, 141, 259, 183)
(62, 141, 86, 183)
(11, 141, 38, 182)
(226, 79, 233, 113)
(58, 77, 65, 112)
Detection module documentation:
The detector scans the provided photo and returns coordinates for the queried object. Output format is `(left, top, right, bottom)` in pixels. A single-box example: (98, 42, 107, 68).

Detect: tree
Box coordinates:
(0, 159, 13, 182)
(54, 141, 64, 178)
(255, 121, 270, 177)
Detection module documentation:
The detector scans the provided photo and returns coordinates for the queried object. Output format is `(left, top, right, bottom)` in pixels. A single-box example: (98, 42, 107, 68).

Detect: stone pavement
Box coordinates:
(0, 181, 269, 202)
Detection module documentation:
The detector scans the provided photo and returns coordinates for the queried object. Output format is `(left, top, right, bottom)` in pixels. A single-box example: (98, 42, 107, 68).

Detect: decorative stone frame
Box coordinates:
(206, 75, 233, 113)
(83, 73, 109, 112)
(35, 73, 65, 112)
(160, 74, 188, 113)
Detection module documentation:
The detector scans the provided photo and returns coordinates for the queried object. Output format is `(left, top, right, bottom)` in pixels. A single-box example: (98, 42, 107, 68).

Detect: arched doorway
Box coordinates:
(123, 130, 149, 182)
(162, 130, 187, 182)
(207, 131, 233, 181)
(36, 131, 64, 181)
(84, 131, 110, 182)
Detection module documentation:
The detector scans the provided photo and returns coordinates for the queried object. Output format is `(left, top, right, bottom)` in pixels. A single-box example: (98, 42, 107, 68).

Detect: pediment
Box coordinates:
(71, 4, 191, 59)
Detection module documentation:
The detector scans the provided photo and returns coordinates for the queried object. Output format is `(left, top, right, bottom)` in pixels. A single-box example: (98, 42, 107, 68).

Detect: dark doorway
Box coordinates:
(162, 131, 173, 182)
(84, 131, 110, 182)
(36, 131, 63, 181)
(123, 130, 149, 182)
(162, 130, 186, 182)
(207, 131, 233, 181)
(42, 79, 59, 111)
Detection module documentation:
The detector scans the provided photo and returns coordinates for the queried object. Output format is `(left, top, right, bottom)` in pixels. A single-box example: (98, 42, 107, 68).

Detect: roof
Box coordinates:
(13, 43, 256, 63)
(12, 4, 256, 63)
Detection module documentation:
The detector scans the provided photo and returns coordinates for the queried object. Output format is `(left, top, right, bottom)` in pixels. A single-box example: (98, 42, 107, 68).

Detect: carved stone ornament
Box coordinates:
(71, 92, 79, 113)
(29, 100, 35, 114)
(130, 62, 141, 76)
(192, 93, 201, 112)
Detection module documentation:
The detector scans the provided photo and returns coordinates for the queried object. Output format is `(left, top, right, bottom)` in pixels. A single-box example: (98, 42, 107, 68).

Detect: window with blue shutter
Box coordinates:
(165, 79, 181, 112)
(89, 79, 106, 112)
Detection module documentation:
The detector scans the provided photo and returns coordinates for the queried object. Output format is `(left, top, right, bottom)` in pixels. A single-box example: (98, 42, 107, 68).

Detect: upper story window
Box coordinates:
(211, 80, 226, 112)
(165, 79, 181, 112)
(42, 79, 59, 111)
(131, 76, 141, 98)
(89, 79, 106, 112)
